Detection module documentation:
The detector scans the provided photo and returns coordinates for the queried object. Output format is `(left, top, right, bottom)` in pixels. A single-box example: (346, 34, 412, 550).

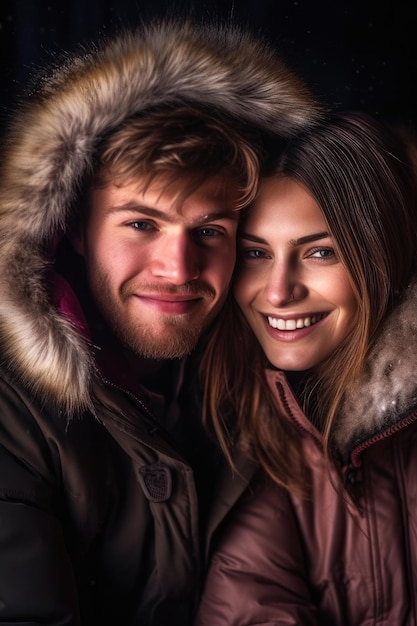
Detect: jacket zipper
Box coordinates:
(275, 379, 324, 450)
(350, 408, 417, 468)
(94, 369, 187, 461)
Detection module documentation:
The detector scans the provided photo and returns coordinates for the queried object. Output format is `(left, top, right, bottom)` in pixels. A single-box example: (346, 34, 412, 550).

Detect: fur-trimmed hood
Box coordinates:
(0, 20, 322, 413)
(335, 279, 417, 460)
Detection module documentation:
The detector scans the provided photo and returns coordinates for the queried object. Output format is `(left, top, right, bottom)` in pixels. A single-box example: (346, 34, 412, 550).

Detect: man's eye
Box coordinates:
(196, 227, 220, 238)
(129, 221, 152, 231)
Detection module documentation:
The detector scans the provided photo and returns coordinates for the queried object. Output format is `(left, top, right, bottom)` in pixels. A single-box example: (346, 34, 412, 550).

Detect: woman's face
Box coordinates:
(234, 177, 359, 372)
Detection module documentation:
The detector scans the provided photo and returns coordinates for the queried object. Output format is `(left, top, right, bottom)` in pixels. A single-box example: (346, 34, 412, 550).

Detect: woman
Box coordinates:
(196, 112, 417, 625)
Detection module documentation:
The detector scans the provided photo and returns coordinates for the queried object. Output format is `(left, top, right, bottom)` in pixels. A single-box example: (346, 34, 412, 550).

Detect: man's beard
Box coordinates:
(90, 275, 222, 359)
(115, 312, 206, 359)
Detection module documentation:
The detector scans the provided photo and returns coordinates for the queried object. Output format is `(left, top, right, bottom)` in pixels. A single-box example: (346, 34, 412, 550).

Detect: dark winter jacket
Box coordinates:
(0, 20, 320, 626)
(195, 280, 417, 625)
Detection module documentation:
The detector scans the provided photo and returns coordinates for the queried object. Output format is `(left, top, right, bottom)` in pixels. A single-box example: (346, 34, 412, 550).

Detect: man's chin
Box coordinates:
(125, 326, 203, 360)
(134, 343, 197, 360)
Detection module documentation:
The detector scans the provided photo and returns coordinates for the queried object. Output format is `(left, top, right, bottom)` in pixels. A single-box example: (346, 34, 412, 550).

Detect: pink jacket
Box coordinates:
(196, 281, 417, 625)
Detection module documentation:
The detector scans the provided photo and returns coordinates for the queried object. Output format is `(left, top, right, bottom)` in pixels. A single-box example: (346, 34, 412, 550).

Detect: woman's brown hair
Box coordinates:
(201, 111, 417, 493)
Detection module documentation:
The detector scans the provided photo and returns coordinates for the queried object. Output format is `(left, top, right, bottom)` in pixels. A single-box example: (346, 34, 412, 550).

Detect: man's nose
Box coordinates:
(150, 233, 200, 284)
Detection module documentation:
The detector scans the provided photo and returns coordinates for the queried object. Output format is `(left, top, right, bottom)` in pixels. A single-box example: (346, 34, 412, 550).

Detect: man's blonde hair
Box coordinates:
(92, 104, 265, 209)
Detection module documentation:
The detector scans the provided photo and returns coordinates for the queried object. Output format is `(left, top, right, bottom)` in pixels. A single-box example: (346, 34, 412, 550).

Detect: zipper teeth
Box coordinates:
(350, 408, 417, 467)
(275, 379, 323, 450)
(96, 371, 187, 459)
(95, 368, 158, 424)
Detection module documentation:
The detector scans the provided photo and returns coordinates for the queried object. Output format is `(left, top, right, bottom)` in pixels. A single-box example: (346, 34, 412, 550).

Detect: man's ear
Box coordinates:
(68, 184, 90, 256)
(67, 225, 85, 256)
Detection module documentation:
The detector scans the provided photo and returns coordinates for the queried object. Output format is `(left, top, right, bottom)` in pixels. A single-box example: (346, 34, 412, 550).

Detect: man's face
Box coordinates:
(74, 176, 240, 359)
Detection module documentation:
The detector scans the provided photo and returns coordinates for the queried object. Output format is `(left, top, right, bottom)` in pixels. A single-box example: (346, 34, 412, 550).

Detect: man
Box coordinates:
(0, 19, 320, 625)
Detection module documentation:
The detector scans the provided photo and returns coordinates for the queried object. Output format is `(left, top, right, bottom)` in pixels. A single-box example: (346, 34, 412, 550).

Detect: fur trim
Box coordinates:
(335, 279, 417, 456)
(0, 20, 322, 412)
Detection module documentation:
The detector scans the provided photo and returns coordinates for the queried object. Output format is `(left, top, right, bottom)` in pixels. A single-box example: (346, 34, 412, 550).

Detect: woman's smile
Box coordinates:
(266, 312, 328, 331)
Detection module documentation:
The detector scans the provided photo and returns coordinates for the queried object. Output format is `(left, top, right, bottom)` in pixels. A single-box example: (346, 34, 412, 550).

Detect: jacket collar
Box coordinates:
(335, 278, 417, 457)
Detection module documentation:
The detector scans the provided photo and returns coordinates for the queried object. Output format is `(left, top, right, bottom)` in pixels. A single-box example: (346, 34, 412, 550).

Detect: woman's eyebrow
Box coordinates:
(238, 231, 330, 246)
(238, 232, 267, 244)
(291, 232, 329, 246)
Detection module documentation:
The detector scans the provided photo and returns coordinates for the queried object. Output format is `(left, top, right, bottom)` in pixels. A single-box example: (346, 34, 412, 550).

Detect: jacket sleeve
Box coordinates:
(0, 378, 80, 625)
(195, 476, 319, 626)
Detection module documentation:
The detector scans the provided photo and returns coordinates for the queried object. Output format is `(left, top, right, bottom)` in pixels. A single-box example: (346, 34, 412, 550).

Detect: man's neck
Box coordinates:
(122, 348, 175, 395)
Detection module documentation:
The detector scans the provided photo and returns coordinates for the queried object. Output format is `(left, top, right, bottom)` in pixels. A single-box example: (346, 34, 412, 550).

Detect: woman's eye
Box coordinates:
(309, 247, 336, 260)
(241, 248, 269, 259)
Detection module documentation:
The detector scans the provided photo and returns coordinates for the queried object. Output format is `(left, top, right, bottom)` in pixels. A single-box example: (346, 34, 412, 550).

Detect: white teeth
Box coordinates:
(267, 314, 323, 330)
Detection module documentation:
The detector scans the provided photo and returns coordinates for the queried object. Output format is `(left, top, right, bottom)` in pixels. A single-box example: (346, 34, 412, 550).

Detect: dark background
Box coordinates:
(1, 0, 417, 136)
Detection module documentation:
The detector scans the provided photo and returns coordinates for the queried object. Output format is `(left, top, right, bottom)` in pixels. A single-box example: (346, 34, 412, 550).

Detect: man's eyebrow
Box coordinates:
(239, 231, 330, 245)
(106, 203, 238, 223)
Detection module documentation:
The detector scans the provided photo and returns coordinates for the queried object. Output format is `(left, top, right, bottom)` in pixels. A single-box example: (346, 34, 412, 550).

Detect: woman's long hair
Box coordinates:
(200, 111, 417, 493)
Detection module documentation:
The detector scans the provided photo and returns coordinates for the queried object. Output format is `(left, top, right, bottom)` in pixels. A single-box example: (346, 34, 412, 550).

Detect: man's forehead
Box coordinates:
(103, 202, 239, 225)
(93, 173, 241, 214)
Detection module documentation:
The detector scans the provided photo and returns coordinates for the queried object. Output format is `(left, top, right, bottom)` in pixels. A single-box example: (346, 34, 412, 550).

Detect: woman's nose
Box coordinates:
(264, 262, 302, 307)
